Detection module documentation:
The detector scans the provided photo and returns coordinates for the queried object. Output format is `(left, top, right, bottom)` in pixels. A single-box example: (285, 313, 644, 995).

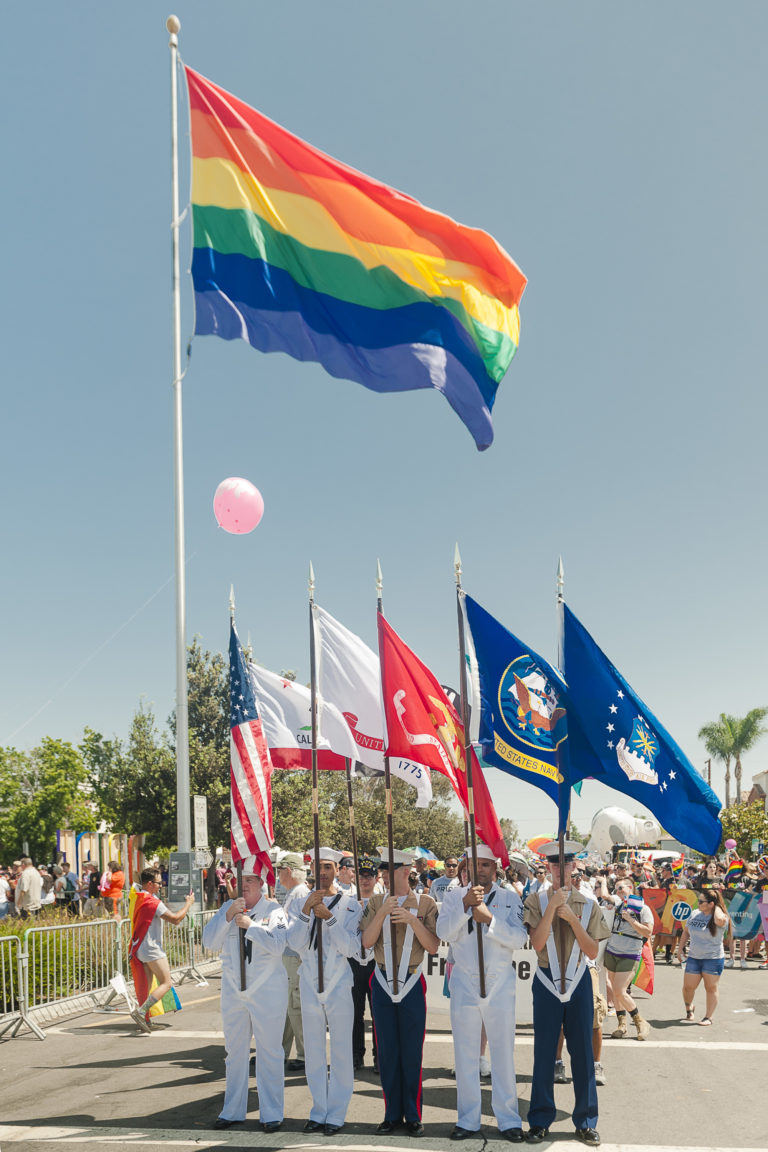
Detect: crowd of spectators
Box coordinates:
(0, 857, 126, 920)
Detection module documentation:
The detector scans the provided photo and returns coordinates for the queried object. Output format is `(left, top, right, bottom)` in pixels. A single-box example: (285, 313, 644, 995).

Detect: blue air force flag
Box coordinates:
(562, 604, 722, 855)
(464, 594, 571, 835)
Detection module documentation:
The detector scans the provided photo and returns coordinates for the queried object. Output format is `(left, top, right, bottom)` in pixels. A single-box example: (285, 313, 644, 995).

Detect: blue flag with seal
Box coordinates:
(562, 603, 722, 855)
(463, 594, 571, 835)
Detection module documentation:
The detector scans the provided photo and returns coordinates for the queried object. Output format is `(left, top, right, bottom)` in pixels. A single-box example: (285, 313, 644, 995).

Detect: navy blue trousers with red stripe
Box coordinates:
(371, 973, 426, 1124)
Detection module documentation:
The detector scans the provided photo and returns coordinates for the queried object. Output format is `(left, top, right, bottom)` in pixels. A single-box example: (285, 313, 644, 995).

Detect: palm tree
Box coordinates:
(698, 714, 735, 807)
(729, 707, 768, 803)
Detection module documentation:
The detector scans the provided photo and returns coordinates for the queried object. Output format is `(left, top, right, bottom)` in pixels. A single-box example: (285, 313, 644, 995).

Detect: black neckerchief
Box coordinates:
(310, 893, 342, 950)
(468, 887, 495, 934)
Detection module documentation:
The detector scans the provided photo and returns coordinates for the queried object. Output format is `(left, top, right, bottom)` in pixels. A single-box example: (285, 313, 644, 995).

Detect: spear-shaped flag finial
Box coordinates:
(557, 556, 564, 605)
(308, 561, 315, 601)
(229, 584, 236, 622)
(454, 543, 463, 587)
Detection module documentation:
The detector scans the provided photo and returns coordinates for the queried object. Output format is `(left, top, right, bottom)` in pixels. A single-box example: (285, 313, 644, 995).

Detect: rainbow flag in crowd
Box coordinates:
(632, 939, 655, 995)
(725, 858, 745, 885)
(671, 854, 684, 878)
(185, 68, 526, 451)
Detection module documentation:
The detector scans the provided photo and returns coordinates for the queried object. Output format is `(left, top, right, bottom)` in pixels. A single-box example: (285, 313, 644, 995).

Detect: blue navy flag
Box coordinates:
(562, 604, 722, 855)
(463, 594, 571, 835)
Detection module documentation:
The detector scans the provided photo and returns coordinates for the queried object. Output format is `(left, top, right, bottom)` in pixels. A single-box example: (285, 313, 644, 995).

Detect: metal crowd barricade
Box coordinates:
(23, 918, 121, 1016)
(0, 934, 45, 1040)
(2, 908, 223, 1040)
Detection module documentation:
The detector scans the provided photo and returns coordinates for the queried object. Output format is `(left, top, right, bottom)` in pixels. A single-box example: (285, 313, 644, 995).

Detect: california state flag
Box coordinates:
(377, 611, 508, 866)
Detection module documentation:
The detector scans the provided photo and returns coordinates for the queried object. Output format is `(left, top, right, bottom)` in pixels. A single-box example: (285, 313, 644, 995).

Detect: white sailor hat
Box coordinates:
(537, 839, 583, 861)
(377, 846, 418, 867)
(474, 842, 500, 864)
(239, 855, 266, 878)
(305, 847, 344, 864)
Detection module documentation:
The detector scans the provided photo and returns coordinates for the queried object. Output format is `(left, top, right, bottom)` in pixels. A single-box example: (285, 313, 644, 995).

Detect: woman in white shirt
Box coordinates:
(678, 889, 729, 1026)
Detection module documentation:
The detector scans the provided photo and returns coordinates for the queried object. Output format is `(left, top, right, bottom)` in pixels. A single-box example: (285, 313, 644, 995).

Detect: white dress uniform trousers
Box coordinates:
(437, 883, 528, 1133)
(202, 896, 288, 1124)
(285, 892, 362, 1127)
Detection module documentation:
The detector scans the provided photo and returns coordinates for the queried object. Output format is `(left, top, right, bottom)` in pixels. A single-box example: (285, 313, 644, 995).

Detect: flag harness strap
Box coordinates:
(375, 896, 423, 1004)
(534, 891, 593, 1003)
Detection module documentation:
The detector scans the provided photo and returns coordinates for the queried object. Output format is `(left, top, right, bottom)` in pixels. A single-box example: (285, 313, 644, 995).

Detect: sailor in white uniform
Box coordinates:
(437, 842, 528, 1141)
(286, 846, 362, 1136)
(201, 855, 288, 1133)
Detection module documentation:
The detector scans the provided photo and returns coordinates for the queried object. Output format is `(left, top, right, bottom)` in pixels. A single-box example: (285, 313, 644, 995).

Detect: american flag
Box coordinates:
(229, 623, 274, 882)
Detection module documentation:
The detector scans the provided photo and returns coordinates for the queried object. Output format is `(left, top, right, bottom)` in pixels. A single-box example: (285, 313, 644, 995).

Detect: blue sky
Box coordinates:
(2, 3, 765, 842)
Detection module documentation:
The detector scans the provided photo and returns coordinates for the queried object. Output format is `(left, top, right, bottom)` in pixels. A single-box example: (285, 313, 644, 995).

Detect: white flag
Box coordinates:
(313, 603, 432, 807)
(248, 663, 354, 771)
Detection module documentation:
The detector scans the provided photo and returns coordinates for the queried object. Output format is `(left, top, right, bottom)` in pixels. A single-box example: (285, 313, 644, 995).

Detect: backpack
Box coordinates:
(64, 873, 77, 895)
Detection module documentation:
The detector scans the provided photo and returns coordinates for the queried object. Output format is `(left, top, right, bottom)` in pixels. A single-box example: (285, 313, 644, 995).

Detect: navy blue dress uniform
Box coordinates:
(349, 857, 378, 1070)
(522, 841, 610, 1146)
(360, 848, 439, 1136)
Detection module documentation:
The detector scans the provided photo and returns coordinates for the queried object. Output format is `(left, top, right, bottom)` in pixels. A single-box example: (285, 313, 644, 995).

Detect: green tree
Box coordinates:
(271, 771, 466, 858)
(8, 738, 95, 861)
(700, 708, 767, 807)
(699, 714, 735, 807)
(499, 817, 520, 847)
(84, 707, 176, 853)
(728, 708, 768, 804)
(183, 638, 231, 854)
(0, 746, 28, 858)
(719, 800, 768, 859)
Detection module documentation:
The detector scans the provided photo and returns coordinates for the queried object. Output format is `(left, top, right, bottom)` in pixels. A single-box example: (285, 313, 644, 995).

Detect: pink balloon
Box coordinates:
(724, 838, 737, 851)
(213, 477, 264, 534)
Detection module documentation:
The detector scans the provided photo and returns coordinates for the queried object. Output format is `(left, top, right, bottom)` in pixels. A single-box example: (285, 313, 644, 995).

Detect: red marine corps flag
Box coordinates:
(377, 612, 508, 866)
(229, 623, 275, 883)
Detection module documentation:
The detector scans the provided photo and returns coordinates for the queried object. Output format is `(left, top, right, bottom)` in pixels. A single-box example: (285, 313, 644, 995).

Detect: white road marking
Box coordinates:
(0, 1130, 757, 1151)
(41, 1023, 768, 1052)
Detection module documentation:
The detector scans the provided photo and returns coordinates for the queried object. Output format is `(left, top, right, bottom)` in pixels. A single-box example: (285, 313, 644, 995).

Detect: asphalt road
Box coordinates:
(1, 958, 766, 1152)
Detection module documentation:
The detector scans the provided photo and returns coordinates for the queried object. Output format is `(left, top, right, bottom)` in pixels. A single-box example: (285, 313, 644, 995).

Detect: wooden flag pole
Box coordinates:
(308, 564, 324, 992)
(454, 546, 487, 999)
(229, 585, 247, 992)
(556, 556, 567, 994)
(377, 560, 399, 995)
(345, 759, 361, 900)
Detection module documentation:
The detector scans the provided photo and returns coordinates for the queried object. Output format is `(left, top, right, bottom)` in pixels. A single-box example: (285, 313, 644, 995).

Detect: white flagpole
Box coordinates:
(167, 14, 190, 852)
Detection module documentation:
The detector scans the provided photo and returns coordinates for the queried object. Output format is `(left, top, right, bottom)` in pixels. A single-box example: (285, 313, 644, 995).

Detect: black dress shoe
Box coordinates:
(376, 1120, 399, 1134)
(501, 1131, 525, 1144)
(324, 1123, 344, 1135)
(213, 1118, 242, 1130)
(576, 1129, 600, 1146)
(451, 1127, 480, 1140)
(525, 1128, 549, 1144)
(261, 1120, 283, 1133)
(303, 1119, 324, 1133)
(405, 1121, 424, 1136)
(287, 1058, 305, 1071)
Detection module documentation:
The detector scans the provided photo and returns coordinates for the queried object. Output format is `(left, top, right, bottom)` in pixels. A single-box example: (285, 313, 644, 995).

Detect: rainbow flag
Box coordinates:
(725, 858, 745, 885)
(185, 68, 526, 451)
(671, 854, 684, 878)
(631, 939, 655, 995)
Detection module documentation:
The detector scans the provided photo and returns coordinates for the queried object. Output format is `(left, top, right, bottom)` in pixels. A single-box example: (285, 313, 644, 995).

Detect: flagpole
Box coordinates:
(345, 759, 361, 899)
(167, 14, 191, 854)
(556, 556, 567, 994)
(308, 563, 324, 992)
(230, 585, 247, 991)
(377, 560, 399, 995)
(454, 546, 487, 999)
